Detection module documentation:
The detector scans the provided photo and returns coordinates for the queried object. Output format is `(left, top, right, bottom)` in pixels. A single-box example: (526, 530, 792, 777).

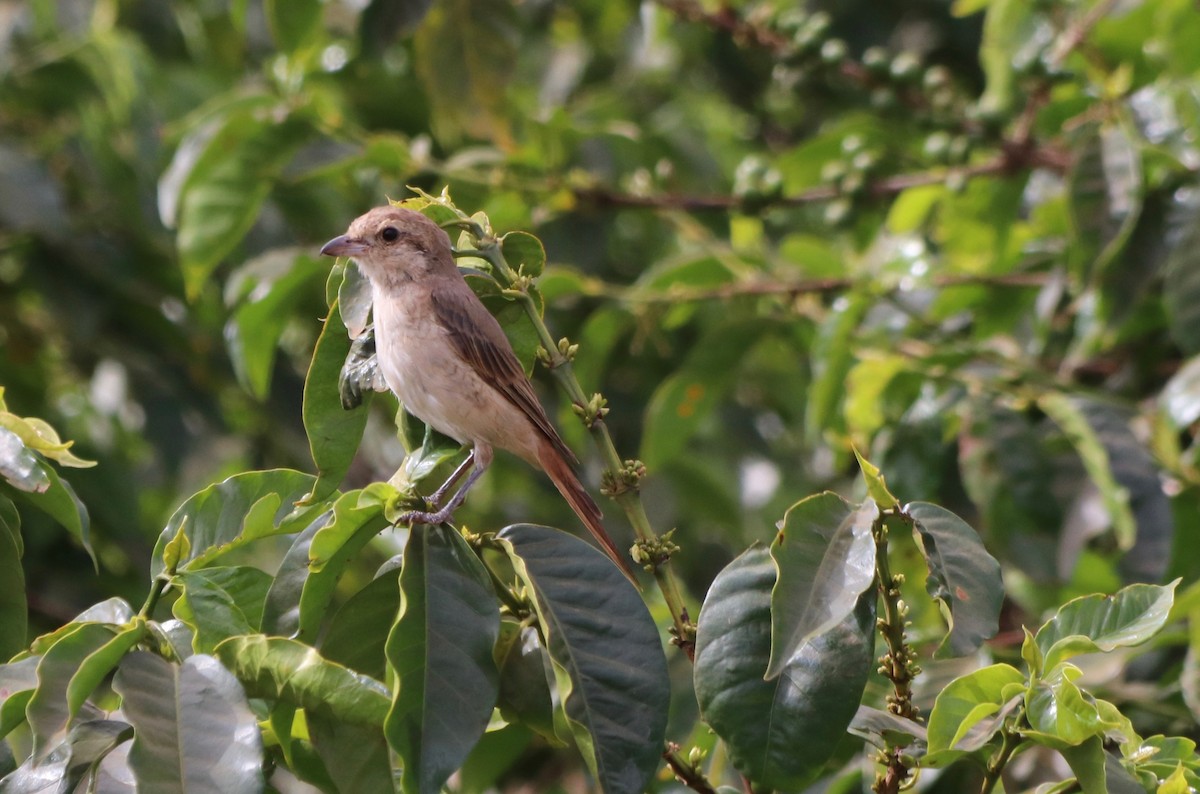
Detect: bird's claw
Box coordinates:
(396, 507, 455, 527)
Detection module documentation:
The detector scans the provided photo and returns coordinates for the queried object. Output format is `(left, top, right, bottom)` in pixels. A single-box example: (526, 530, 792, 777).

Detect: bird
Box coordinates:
(320, 205, 635, 580)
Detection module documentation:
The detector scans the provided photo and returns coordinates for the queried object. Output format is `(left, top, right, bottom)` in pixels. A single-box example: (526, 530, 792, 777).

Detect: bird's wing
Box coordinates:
(429, 281, 578, 465)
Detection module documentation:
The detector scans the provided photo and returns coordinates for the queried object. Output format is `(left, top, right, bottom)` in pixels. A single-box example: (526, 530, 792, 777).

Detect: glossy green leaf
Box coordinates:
(906, 501, 1003, 658)
(0, 718, 134, 794)
(149, 469, 322, 577)
(26, 622, 139, 758)
(172, 567, 272, 653)
(265, 0, 321, 53)
(28, 600, 135, 655)
(0, 427, 49, 493)
(925, 663, 1024, 757)
(385, 525, 499, 794)
(300, 487, 392, 642)
(214, 636, 389, 725)
(853, 449, 898, 508)
(0, 495, 26, 661)
(767, 493, 876, 679)
(412, 0, 518, 146)
(0, 408, 94, 470)
(848, 706, 927, 751)
(304, 296, 370, 503)
(1035, 580, 1178, 669)
(320, 567, 402, 681)
(1058, 736, 1110, 794)
(224, 248, 323, 400)
(694, 543, 875, 790)
(498, 523, 669, 794)
(976, 0, 1028, 117)
(171, 108, 309, 300)
(113, 652, 262, 794)
(1038, 393, 1137, 551)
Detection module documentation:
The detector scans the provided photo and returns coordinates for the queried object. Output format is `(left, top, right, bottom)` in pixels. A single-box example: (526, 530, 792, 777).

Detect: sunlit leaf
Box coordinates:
(925, 663, 1024, 760)
(1034, 580, 1178, 669)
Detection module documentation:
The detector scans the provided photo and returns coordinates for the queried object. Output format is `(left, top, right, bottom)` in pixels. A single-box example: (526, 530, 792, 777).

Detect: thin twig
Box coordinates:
(1049, 0, 1120, 68)
(663, 744, 719, 794)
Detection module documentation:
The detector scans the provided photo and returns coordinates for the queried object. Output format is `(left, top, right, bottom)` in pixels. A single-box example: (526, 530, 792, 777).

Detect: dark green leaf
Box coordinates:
(494, 621, 557, 742)
(214, 636, 389, 725)
(1059, 735, 1109, 794)
(694, 543, 875, 790)
(9, 464, 93, 565)
(767, 494, 876, 679)
(907, 501, 1003, 657)
(304, 297, 370, 502)
(150, 469, 321, 577)
(848, 706, 927, 751)
(806, 293, 871, 443)
(0, 657, 39, 739)
(113, 652, 262, 794)
(1035, 580, 1178, 669)
(320, 567, 401, 681)
(260, 510, 329, 637)
(385, 525, 499, 794)
(1068, 123, 1142, 280)
(498, 524, 669, 794)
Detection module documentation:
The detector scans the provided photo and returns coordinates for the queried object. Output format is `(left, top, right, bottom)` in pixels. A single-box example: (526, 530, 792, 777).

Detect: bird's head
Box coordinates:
(320, 205, 454, 287)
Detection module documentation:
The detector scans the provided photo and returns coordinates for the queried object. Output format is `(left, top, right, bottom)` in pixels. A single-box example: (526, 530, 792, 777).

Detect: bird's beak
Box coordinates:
(320, 235, 368, 257)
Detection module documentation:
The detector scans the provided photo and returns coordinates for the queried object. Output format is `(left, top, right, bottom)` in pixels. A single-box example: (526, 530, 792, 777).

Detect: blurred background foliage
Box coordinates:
(4, 0, 1200, 785)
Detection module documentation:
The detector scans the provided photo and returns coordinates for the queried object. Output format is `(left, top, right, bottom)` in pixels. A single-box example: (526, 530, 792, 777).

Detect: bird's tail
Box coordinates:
(537, 442, 639, 585)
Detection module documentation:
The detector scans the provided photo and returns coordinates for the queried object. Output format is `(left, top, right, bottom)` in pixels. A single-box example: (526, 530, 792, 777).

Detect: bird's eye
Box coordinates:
(380, 226, 400, 243)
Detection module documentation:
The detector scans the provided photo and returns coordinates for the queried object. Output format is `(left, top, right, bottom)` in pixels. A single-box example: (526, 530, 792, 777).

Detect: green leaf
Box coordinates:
(304, 297, 370, 503)
(1059, 736, 1110, 794)
(265, 0, 322, 53)
(976, 0, 1030, 117)
(172, 567, 272, 653)
(0, 426, 49, 493)
(0, 410, 94, 469)
(171, 108, 309, 300)
(150, 469, 322, 577)
(308, 714, 395, 794)
(1161, 354, 1200, 429)
(694, 543, 875, 790)
(500, 231, 546, 278)
(1024, 666, 1116, 748)
(887, 185, 944, 233)
(0, 495, 26, 661)
(925, 663, 1025, 757)
(848, 706, 927, 751)
(113, 652, 262, 794)
(497, 524, 669, 794)
(1035, 580, 1178, 669)
(767, 494, 876, 679)
(412, 0, 518, 146)
(301, 487, 392, 642)
(0, 657, 40, 738)
(9, 462, 93, 565)
(1038, 393, 1137, 550)
(1, 718, 134, 794)
(1164, 186, 1200, 354)
(260, 510, 328, 637)
(320, 567, 402, 681)
(853, 449, 898, 508)
(906, 502, 1003, 658)
(214, 636, 389, 726)
(385, 525, 500, 794)
(224, 248, 323, 400)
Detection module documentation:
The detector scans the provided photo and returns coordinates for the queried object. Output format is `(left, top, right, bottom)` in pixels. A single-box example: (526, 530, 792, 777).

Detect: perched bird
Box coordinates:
(320, 206, 634, 579)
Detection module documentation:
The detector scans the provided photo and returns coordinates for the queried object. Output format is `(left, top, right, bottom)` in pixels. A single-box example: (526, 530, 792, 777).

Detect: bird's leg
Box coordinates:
(398, 444, 492, 526)
(427, 449, 476, 508)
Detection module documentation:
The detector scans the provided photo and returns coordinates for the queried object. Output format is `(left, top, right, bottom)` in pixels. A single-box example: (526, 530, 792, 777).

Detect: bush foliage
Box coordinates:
(3, 0, 1200, 792)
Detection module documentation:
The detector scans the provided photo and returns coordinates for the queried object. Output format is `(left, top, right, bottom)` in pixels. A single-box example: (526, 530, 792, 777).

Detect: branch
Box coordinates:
(1049, 0, 1121, 68)
(663, 744, 719, 794)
